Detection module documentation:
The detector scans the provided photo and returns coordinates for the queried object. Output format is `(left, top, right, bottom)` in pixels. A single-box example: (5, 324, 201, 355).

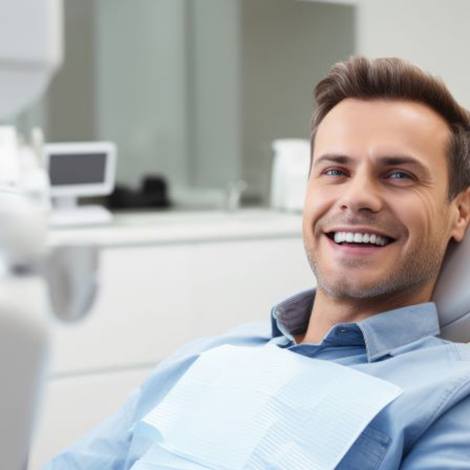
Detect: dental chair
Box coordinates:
(433, 230, 470, 342)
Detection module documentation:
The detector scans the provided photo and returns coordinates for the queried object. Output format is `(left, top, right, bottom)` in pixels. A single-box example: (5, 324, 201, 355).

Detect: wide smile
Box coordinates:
(323, 229, 397, 256)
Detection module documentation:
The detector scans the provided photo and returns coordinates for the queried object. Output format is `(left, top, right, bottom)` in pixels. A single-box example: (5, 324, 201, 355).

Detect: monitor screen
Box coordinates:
(49, 152, 107, 186)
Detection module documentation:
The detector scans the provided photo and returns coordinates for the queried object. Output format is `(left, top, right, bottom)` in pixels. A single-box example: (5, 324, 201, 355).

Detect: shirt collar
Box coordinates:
(271, 289, 441, 361)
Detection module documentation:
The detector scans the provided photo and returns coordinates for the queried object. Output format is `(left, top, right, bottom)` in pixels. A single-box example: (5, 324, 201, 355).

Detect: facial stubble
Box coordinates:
(304, 231, 448, 301)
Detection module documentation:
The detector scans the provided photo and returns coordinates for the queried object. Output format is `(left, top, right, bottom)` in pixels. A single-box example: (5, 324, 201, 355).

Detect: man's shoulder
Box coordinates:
(424, 339, 470, 391)
(449, 340, 470, 362)
(429, 337, 470, 363)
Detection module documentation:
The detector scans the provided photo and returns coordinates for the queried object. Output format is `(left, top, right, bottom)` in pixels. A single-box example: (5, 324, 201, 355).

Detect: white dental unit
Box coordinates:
(0, 0, 61, 467)
(0, 1, 98, 468)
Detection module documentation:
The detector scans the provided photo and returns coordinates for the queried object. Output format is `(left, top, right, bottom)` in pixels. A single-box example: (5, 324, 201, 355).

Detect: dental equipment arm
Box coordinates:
(0, 2, 93, 468)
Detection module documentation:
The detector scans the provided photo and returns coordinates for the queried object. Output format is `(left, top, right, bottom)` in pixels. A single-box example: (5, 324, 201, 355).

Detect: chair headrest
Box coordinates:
(432, 229, 470, 342)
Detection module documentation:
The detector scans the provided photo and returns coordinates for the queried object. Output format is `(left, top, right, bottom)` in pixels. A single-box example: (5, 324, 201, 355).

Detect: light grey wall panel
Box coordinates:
(96, 0, 189, 187)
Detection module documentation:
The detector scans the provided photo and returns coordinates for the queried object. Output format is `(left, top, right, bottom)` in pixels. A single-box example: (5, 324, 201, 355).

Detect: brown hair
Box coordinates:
(310, 56, 470, 199)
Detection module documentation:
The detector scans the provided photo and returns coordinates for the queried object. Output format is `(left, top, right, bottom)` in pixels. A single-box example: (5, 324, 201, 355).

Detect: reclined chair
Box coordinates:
(433, 230, 470, 342)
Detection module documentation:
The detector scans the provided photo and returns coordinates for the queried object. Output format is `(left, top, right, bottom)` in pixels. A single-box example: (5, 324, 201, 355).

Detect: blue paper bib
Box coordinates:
(133, 344, 401, 470)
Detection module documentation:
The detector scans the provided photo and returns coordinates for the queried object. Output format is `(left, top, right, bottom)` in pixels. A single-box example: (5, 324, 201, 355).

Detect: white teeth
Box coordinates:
(330, 231, 389, 246)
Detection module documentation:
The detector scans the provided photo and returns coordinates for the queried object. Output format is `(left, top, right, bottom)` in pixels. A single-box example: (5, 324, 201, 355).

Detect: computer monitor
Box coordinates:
(45, 141, 116, 200)
(44, 142, 117, 225)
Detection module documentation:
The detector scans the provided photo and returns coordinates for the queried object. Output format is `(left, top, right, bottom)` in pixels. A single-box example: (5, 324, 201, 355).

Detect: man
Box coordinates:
(47, 57, 470, 469)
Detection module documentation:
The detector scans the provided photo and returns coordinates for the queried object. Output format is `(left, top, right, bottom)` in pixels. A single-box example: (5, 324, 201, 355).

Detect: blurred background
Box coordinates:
(7, 0, 470, 209)
(6, 0, 469, 467)
(7, 0, 355, 207)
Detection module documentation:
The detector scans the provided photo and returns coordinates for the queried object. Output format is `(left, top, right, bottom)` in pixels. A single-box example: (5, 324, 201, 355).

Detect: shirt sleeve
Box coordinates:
(43, 321, 269, 469)
(43, 335, 216, 470)
(399, 395, 470, 469)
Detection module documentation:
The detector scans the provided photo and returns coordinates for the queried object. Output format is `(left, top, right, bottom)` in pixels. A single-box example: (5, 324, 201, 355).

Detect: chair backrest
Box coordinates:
(432, 229, 470, 342)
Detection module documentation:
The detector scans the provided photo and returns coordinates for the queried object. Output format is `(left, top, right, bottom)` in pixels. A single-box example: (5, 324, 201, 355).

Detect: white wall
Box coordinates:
(187, 0, 242, 189)
(357, 0, 470, 108)
(96, 0, 189, 187)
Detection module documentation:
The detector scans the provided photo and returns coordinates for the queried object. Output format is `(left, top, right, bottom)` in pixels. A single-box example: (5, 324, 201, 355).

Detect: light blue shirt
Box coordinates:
(45, 290, 470, 469)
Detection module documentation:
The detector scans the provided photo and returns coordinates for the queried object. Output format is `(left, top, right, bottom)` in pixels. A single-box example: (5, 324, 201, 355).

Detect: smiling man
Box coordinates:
(300, 74, 470, 344)
(47, 57, 470, 470)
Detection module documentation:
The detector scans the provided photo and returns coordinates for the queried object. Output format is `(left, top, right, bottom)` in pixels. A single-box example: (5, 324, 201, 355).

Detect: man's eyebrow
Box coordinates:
(313, 154, 353, 166)
(376, 155, 422, 165)
(313, 153, 431, 174)
(375, 155, 431, 175)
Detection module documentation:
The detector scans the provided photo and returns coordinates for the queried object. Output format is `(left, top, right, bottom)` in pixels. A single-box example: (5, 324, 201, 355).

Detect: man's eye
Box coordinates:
(387, 170, 413, 180)
(323, 168, 346, 177)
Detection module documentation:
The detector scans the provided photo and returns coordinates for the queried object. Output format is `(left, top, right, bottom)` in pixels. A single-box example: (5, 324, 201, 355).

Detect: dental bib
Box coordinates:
(134, 344, 401, 470)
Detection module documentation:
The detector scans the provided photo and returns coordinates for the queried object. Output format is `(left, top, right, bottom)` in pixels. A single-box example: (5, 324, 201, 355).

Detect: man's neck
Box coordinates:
(296, 285, 434, 344)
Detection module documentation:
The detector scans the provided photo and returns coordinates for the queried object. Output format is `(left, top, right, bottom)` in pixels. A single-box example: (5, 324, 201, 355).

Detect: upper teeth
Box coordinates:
(333, 232, 389, 246)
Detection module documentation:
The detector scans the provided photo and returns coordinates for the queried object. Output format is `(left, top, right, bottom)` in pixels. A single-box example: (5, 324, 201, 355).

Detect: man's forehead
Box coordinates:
(318, 97, 450, 131)
(313, 97, 451, 164)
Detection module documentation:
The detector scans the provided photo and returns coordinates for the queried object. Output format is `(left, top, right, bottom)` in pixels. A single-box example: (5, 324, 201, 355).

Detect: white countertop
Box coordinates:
(47, 209, 303, 248)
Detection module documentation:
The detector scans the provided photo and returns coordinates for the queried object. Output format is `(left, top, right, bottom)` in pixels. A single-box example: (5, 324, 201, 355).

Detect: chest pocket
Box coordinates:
(336, 426, 391, 470)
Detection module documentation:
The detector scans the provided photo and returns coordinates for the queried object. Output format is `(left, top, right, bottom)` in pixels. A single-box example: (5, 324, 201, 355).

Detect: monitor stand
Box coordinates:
(50, 196, 113, 227)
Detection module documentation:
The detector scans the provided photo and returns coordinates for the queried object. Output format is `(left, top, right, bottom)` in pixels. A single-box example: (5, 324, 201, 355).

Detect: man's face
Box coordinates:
(303, 98, 460, 301)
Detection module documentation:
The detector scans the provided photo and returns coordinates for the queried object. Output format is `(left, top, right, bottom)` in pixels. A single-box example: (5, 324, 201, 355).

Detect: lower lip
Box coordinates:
(324, 234, 392, 255)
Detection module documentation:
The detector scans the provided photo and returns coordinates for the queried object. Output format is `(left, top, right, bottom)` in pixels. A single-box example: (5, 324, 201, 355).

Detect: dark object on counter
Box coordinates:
(107, 174, 171, 210)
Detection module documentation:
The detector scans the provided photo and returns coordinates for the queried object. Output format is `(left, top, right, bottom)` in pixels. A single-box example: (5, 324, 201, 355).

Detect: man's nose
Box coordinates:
(337, 172, 383, 213)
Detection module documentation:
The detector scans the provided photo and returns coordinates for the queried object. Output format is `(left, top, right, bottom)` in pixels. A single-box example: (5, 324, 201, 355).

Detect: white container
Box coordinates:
(270, 139, 310, 212)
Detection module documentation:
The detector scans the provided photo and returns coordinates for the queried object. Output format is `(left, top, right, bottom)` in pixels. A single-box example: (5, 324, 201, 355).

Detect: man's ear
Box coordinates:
(450, 187, 470, 242)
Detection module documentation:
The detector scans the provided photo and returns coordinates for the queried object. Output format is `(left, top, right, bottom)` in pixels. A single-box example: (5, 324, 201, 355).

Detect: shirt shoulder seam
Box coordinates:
(449, 341, 470, 361)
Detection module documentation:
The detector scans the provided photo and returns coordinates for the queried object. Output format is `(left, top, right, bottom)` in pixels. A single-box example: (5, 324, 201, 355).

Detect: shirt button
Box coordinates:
(339, 328, 348, 334)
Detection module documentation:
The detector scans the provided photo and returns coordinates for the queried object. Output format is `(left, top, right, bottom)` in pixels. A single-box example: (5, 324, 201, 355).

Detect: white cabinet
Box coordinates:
(30, 210, 315, 468)
(48, 238, 313, 375)
(29, 367, 154, 470)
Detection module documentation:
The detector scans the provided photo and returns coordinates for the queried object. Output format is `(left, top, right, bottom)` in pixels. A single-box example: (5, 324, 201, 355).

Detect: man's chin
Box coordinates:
(317, 276, 397, 300)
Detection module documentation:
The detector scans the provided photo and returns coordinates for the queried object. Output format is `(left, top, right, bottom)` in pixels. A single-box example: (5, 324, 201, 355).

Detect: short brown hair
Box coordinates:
(310, 56, 470, 199)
